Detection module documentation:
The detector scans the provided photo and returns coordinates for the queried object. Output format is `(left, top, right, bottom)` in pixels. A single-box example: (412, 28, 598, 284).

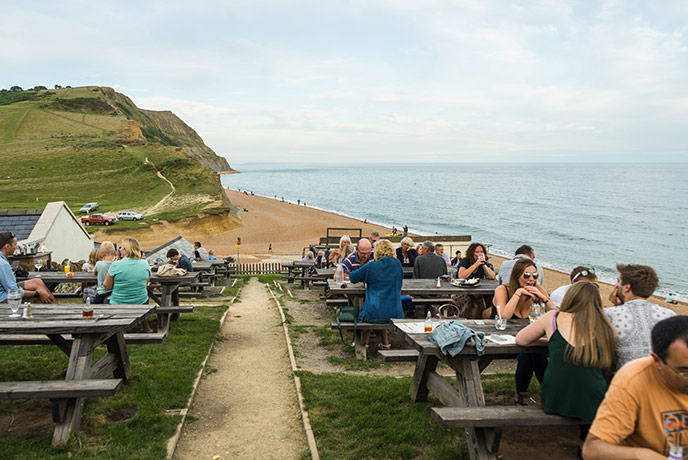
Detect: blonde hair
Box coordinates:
(120, 237, 142, 259)
(374, 239, 395, 260)
(100, 241, 116, 256)
(339, 235, 352, 247)
(88, 249, 100, 266)
(342, 244, 355, 259)
(400, 237, 414, 247)
(560, 281, 615, 370)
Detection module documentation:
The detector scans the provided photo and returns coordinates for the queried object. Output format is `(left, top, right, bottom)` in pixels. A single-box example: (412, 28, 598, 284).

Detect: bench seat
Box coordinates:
(377, 349, 419, 362)
(155, 306, 194, 314)
(330, 321, 391, 330)
(0, 332, 166, 346)
(430, 406, 587, 429)
(0, 379, 123, 400)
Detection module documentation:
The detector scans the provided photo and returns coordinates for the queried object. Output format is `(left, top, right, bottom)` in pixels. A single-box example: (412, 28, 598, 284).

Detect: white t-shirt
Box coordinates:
(550, 284, 571, 308)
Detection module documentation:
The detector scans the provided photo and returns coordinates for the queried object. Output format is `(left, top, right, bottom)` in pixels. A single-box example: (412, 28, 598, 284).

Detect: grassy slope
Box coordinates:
(0, 87, 225, 227)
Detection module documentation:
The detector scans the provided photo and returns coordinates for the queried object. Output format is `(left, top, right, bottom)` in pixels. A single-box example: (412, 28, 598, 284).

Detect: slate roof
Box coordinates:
(145, 236, 195, 265)
(0, 210, 43, 241)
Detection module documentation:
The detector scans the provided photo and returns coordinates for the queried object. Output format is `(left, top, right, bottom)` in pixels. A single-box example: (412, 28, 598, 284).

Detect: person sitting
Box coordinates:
(550, 266, 597, 307)
(369, 231, 380, 246)
(93, 241, 116, 304)
(458, 242, 496, 280)
(396, 236, 418, 267)
(341, 238, 373, 275)
(497, 244, 544, 285)
(103, 237, 152, 332)
(328, 235, 351, 266)
(606, 263, 676, 372)
(207, 249, 218, 260)
(450, 250, 462, 266)
(516, 282, 615, 453)
(167, 248, 193, 272)
(413, 241, 448, 279)
(315, 250, 327, 268)
(435, 243, 451, 266)
(349, 239, 404, 350)
(583, 316, 688, 459)
(193, 241, 209, 261)
(301, 251, 315, 262)
(0, 231, 55, 303)
(490, 258, 556, 405)
(82, 248, 100, 272)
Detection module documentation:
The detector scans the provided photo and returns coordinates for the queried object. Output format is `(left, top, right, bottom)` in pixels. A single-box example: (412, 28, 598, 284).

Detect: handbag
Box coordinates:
(157, 263, 188, 276)
(335, 305, 359, 345)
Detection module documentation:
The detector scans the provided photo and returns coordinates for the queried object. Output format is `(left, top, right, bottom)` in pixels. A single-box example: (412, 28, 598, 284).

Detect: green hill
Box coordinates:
(0, 86, 236, 231)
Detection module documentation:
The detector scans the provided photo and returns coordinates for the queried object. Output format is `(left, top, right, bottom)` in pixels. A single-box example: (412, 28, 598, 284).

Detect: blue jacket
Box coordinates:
(349, 256, 404, 323)
(429, 321, 486, 356)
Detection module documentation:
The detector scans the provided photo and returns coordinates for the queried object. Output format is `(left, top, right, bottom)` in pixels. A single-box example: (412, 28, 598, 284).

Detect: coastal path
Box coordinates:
(172, 278, 306, 460)
(392, 318, 586, 460)
(0, 304, 154, 446)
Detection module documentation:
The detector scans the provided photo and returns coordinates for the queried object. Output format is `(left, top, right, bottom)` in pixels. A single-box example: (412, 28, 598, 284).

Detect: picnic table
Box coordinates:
(391, 318, 582, 460)
(0, 303, 153, 445)
(282, 261, 317, 287)
(316, 266, 417, 280)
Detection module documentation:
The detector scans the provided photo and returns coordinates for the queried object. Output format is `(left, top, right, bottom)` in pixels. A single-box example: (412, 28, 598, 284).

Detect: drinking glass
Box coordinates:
(7, 288, 22, 318)
(495, 316, 507, 330)
(64, 264, 71, 274)
(529, 303, 543, 322)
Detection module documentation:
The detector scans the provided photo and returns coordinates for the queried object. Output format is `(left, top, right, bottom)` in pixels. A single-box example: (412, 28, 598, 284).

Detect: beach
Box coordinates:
(128, 188, 685, 313)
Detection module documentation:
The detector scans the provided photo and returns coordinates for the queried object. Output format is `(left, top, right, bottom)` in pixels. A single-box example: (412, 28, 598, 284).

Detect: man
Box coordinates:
(435, 243, 450, 266)
(549, 266, 597, 307)
(583, 316, 688, 459)
(413, 241, 448, 279)
(606, 263, 676, 371)
(193, 241, 209, 261)
(340, 238, 373, 274)
(0, 231, 55, 303)
(450, 250, 462, 266)
(497, 245, 544, 285)
(166, 248, 193, 272)
(207, 249, 218, 260)
(369, 232, 380, 246)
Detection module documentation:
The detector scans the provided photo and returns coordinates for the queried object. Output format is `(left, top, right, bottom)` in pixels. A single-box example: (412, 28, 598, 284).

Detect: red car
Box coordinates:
(81, 213, 116, 226)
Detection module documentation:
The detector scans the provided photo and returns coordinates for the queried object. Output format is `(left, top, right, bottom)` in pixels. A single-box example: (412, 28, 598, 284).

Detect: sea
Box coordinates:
(221, 163, 688, 302)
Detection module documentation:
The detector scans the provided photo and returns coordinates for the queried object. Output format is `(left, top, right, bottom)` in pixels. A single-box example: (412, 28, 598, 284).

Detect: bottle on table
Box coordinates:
(424, 311, 433, 333)
(82, 297, 94, 318)
(334, 265, 344, 283)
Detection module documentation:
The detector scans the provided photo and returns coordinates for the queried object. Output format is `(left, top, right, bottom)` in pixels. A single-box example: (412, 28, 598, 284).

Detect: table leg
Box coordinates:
(104, 332, 132, 382)
(409, 352, 439, 402)
(52, 335, 97, 446)
(170, 284, 180, 322)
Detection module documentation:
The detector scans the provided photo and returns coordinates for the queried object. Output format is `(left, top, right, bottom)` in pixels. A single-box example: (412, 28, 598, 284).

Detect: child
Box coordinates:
(93, 241, 116, 304)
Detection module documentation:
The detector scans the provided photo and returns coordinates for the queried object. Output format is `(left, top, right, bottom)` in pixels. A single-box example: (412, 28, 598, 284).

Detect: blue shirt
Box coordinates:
(0, 253, 23, 302)
(341, 251, 372, 274)
(349, 256, 404, 323)
(177, 255, 193, 272)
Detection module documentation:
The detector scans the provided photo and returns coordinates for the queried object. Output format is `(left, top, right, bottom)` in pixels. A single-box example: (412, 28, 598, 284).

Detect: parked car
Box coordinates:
(116, 211, 144, 221)
(81, 213, 116, 226)
(79, 202, 99, 213)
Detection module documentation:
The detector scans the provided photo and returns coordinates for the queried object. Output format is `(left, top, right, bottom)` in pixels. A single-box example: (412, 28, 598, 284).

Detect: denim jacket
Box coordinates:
(428, 320, 486, 357)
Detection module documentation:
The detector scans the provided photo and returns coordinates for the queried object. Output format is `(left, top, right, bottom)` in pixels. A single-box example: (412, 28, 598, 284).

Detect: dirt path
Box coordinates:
(173, 279, 307, 460)
(142, 157, 176, 215)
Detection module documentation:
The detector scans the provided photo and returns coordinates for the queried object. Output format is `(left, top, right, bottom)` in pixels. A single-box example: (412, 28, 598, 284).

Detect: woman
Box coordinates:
(328, 235, 352, 266)
(103, 237, 152, 332)
(490, 258, 556, 404)
(349, 239, 404, 349)
(458, 242, 496, 280)
(395, 237, 418, 267)
(515, 281, 614, 446)
(93, 241, 116, 304)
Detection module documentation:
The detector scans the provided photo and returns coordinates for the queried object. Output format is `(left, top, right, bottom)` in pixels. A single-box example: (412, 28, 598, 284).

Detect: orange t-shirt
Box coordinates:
(590, 357, 688, 455)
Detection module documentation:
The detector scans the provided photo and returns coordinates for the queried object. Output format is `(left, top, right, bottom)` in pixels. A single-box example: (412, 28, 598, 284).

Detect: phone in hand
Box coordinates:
(11, 261, 19, 271)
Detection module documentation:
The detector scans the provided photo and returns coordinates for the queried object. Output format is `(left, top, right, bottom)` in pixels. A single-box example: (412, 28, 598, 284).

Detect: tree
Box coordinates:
(54, 84, 62, 89)
(10, 86, 23, 92)
(31, 85, 47, 91)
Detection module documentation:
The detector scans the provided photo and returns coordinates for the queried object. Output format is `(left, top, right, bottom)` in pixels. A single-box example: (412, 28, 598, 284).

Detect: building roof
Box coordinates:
(145, 236, 195, 264)
(0, 209, 43, 241)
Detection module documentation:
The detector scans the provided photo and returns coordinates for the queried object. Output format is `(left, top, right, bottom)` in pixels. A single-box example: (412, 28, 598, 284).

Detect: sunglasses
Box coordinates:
(523, 273, 539, 280)
(572, 268, 596, 282)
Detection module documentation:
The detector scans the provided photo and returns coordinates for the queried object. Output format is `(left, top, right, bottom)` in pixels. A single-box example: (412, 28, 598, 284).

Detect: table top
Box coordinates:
(327, 278, 499, 295)
(391, 318, 546, 356)
(0, 304, 153, 335)
(191, 261, 212, 271)
(20, 271, 199, 284)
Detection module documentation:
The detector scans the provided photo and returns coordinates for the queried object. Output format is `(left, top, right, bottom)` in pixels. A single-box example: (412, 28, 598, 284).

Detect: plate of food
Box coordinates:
(451, 278, 480, 287)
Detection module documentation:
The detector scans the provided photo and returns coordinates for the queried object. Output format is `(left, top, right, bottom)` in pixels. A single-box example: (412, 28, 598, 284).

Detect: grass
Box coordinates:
(0, 86, 229, 226)
(298, 371, 464, 460)
(0, 304, 228, 459)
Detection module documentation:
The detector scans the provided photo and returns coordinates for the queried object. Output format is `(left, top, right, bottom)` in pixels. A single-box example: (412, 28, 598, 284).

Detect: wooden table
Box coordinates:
(392, 318, 547, 460)
(316, 266, 417, 279)
(283, 261, 317, 287)
(0, 304, 153, 445)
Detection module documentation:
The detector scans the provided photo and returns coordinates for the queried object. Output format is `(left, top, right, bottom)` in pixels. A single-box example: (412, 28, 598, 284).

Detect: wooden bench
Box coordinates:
(330, 321, 392, 360)
(0, 379, 123, 400)
(325, 298, 350, 308)
(0, 332, 166, 347)
(377, 349, 419, 362)
(431, 406, 587, 458)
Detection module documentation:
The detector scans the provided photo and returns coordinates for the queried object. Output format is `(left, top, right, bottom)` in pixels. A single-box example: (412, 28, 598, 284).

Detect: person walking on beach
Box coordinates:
(583, 316, 688, 460)
(606, 263, 676, 371)
(403, 225, 408, 237)
(497, 245, 544, 285)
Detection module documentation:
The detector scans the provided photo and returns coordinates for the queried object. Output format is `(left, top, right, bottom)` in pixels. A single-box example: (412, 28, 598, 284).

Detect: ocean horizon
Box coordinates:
(222, 163, 688, 302)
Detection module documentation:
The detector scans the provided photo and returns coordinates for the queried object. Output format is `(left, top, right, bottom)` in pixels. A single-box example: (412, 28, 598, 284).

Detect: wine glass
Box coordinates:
(7, 288, 22, 318)
(34, 259, 43, 277)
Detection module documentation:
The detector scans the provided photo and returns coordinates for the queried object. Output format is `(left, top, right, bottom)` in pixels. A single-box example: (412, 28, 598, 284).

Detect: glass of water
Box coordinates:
(495, 316, 507, 330)
(7, 288, 22, 318)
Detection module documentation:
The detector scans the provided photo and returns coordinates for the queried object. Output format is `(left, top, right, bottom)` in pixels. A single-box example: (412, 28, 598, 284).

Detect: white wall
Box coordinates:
(27, 202, 94, 264)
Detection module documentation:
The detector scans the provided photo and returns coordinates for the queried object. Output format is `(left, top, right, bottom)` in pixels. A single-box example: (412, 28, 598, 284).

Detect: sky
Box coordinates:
(2, 0, 688, 164)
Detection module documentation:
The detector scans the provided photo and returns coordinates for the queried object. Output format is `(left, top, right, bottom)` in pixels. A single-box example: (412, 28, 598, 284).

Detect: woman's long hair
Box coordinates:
(559, 281, 615, 369)
(465, 242, 487, 264)
(507, 258, 536, 297)
(121, 237, 142, 259)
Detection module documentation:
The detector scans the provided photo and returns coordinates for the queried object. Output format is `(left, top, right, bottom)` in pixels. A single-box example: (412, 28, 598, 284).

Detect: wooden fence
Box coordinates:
(228, 262, 285, 275)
